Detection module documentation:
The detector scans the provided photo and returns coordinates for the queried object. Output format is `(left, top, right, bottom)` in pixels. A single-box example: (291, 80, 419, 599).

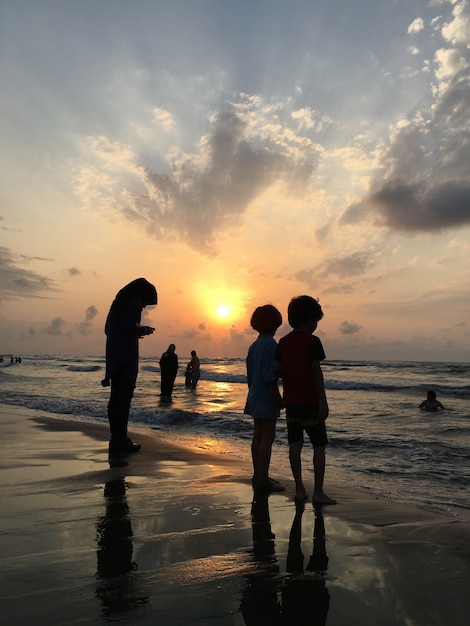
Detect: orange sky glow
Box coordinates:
(1, 1, 469, 362)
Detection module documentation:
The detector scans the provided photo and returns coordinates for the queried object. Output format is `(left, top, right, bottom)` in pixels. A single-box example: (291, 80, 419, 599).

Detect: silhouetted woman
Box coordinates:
(102, 278, 157, 454)
(159, 344, 178, 399)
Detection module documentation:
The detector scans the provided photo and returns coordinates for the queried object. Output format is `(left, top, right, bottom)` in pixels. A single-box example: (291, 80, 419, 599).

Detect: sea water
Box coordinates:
(1, 356, 469, 518)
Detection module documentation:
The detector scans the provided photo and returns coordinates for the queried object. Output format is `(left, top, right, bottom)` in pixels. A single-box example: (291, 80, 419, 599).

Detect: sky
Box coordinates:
(1, 0, 469, 362)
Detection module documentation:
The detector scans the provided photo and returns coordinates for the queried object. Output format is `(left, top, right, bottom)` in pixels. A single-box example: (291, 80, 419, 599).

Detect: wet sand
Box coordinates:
(1, 403, 469, 625)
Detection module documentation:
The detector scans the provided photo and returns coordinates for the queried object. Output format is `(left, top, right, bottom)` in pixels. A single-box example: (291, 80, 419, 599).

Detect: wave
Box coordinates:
(141, 365, 160, 373)
(141, 365, 246, 384)
(0, 393, 108, 421)
(66, 365, 102, 372)
(150, 408, 201, 425)
(327, 359, 470, 373)
(325, 379, 403, 392)
(141, 363, 470, 398)
(200, 371, 246, 384)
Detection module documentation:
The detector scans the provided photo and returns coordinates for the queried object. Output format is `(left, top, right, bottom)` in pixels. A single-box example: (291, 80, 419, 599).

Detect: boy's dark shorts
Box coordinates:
(285, 403, 328, 446)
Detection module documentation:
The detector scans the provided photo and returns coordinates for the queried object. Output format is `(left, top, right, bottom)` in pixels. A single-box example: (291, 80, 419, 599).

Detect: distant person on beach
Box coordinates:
(189, 350, 200, 389)
(159, 344, 178, 400)
(274, 295, 336, 505)
(184, 362, 192, 387)
(244, 304, 285, 492)
(419, 389, 445, 411)
(102, 278, 157, 455)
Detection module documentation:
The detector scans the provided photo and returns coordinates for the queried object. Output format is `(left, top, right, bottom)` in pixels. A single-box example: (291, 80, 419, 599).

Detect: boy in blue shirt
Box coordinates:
(244, 304, 285, 492)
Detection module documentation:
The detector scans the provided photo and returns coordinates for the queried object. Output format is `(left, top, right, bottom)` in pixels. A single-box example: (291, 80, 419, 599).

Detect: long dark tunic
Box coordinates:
(105, 298, 144, 387)
(159, 351, 179, 396)
(104, 298, 145, 440)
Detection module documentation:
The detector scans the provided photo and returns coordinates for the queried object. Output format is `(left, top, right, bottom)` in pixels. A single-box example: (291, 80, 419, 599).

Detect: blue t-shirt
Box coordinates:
(244, 334, 280, 419)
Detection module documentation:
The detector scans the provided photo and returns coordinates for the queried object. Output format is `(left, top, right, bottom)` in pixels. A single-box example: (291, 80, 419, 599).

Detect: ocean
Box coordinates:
(1, 355, 469, 519)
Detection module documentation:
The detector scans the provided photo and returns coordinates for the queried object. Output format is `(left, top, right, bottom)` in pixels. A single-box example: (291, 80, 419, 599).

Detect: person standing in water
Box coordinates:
(159, 344, 178, 400)
(102, 278, 157, 454)
(189, 350, 200, 389)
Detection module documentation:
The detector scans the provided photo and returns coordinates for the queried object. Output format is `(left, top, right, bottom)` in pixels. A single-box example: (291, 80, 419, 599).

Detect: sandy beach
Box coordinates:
(1, 403, 469, 625)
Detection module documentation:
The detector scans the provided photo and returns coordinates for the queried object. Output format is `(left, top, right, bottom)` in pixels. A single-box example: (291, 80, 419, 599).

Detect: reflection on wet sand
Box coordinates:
(240, 490, 281, 624)
(95, 476, 149, 618)
(282, 503, 330, 624)
(241, 493, 330, 625)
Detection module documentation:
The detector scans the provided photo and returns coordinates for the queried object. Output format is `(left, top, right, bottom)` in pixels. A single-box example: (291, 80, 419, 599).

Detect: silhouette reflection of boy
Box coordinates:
(95, 477, 148, 617)
(281, 504, 330, 625)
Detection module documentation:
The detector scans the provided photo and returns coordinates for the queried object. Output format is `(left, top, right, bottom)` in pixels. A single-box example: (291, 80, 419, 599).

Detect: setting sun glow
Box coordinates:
(197, 282, 248, 327)
(217, 305, 231, 318)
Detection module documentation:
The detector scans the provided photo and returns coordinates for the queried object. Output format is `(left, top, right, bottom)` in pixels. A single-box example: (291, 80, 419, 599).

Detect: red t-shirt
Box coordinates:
(275, 331, 326, 405)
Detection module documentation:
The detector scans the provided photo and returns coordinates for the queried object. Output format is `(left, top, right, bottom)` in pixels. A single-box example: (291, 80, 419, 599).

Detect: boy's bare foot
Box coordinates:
(295, 489, 308, 501)
(312, 491, 337, 505)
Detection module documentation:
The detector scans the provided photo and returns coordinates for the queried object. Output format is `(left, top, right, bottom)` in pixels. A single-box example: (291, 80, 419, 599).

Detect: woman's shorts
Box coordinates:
(286, 403, 328, 446)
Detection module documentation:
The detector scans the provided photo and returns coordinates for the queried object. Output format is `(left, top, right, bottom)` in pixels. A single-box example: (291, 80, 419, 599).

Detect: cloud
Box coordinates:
(296, 251, 372, 288)
(0, 246, 55, 301)
(341, 50, 470, 234)
(85, 305, 98, 321)
(0, 216, 21, 233)
(407, 18, 425, 35)
(180, 328, 200, 340)
(441, 0, 470, 47)
(68, 267, 81, 276)
(21, 326, 36, 341)
(229, 326, 246, 342)
(339, 321, 363, 335)
(77, 305, 98, 336)
(75, 97, 323, 254)
(42, 317, 71, 337)
(19, 254, 54, 262)
(142, 110, 290, 250)
(153, 107, 175, 132)
(347, 178, 470, 232)
(320, 252, 371, 278)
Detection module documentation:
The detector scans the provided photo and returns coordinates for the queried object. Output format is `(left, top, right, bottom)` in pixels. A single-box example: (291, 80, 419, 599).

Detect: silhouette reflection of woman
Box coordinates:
(240, 491, 281, 624)
(281, 504, 330, 625)
(95, 477, 148, 617)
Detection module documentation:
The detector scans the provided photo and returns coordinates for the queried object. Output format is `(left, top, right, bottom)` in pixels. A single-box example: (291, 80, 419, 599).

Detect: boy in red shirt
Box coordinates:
(274, 295, 336, 504)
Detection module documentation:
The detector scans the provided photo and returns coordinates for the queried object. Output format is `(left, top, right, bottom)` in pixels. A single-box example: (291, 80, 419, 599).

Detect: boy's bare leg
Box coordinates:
(289, 440, 307, 500)
(312, 445, 336, 505)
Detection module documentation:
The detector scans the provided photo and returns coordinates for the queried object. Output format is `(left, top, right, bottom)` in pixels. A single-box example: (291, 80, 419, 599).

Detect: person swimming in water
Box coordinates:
(419, 390, 445, 411)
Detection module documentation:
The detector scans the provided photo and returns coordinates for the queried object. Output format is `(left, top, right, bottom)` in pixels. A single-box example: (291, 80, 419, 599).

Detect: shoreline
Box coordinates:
(1, 402, 470, 625)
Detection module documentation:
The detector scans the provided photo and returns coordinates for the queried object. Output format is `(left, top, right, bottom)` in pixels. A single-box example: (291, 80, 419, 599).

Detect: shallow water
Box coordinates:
(1, 355, 469, 516)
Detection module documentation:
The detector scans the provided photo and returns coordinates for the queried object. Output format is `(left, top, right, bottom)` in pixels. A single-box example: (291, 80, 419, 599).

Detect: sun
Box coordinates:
(196, 282, 247, 325)
(216, 304, 231, 318)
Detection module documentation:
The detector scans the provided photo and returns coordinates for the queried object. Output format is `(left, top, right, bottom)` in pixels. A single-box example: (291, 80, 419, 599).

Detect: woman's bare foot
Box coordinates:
(256, 477, 285, 492)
